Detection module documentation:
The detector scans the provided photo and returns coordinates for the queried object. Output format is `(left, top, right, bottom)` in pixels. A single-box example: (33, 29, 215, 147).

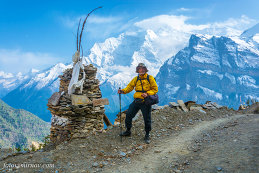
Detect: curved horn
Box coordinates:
(78, 6, 102, 53)
(76, 18, 82, 51)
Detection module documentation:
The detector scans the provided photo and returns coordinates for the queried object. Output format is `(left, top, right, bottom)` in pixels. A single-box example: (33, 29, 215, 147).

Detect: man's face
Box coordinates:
(138, 67, 145, 75)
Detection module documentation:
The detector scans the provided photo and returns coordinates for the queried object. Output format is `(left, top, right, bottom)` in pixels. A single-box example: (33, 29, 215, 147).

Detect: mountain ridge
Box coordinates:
(156, 32, 259, 108)
(0, 99, 50, 148)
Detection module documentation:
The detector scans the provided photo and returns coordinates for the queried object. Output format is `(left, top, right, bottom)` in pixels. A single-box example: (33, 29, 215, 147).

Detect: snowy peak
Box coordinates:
(240, 23, 259, 41)
(0, 71, 14, 79)
(0, 71, 29, 98)
(22, 63, 72, 90)
(185, 34, 259, 69)
(239, 23, 259, 50)
(85, 31, 146, 68)
(0, 71, 17, 91)
(82, 28, 183, 89)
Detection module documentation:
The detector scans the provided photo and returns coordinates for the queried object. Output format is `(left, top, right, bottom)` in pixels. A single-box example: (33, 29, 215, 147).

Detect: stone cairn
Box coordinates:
(47, 64, 109, 145)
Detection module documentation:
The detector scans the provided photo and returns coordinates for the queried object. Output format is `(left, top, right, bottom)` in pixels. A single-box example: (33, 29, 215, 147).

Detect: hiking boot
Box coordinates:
(144, 135, 150, 144)
(120, 130, 131, 136)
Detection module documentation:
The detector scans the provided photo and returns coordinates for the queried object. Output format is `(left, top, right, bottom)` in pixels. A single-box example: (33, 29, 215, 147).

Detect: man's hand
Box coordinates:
(141, 93, 148, 98)
(118, 89, 124, 94)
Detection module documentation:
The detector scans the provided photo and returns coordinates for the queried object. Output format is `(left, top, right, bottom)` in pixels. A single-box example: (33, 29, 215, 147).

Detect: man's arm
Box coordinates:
(120, 77, 138, 94)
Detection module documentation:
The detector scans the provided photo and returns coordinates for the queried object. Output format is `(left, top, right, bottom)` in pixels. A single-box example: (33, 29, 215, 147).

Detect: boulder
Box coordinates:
(210, 102, 222, 109)
(169, 102, 179, 108)
(185, 101, 196, 110)
(177, 100, 189, 112)
(202, 101, 217, 109)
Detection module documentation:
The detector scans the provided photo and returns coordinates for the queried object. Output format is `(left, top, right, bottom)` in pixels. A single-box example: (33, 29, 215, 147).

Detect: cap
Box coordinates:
(136, 63, 148, 73)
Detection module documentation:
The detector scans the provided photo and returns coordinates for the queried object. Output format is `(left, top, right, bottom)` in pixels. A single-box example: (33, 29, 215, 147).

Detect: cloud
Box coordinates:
(59, 14, 136, 49)
(60, 14, 124, 28)
(134, 14, 257, 37)
(173, 6, 213, 18)
(134, 15, 209, 34)
(209, 15, 256, 32)
(130, 14, 258, 64)
(198, 15, 257, 37)
(0, 49, 65, 74)
(176, 8, 193, 12)
(87, 16, 123, 24)
(59, 16, 79, 28)
(135, 15, 188, 30)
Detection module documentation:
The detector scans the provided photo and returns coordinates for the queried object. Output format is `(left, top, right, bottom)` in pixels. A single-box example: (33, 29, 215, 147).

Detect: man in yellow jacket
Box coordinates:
(118, 63, 158, 144)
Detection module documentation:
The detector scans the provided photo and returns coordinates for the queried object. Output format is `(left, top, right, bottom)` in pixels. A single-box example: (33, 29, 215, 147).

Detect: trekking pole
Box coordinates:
(119, 87, 122, 142)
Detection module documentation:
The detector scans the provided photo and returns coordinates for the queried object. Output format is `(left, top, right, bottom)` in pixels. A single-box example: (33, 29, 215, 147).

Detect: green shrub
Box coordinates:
(42, 135, 51, 148)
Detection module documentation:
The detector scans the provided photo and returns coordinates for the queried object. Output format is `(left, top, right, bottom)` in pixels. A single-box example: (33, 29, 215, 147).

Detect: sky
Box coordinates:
(0, 0, 258, 74)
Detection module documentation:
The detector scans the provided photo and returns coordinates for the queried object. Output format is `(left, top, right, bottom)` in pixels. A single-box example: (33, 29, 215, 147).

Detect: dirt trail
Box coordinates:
(1, 110, 258, 173)
(102, 114, 258, 173)
(183, 114, 259, 173)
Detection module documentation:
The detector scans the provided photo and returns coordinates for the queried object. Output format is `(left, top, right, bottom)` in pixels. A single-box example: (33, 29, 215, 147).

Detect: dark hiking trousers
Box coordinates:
(125, 100, 152, 133)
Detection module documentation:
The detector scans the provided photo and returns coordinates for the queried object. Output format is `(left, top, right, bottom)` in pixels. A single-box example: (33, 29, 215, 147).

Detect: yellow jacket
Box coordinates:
(122, 73, 158, 99)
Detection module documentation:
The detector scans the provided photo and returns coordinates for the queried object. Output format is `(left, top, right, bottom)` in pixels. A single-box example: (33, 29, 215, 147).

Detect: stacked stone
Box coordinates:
(168, 100, 224, 112)
(47, 64, 105, 144)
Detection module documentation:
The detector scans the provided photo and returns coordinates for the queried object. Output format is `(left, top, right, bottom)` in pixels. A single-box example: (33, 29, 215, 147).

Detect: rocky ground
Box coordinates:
(0, 105, 258, 173)
(182, 114, 258, 173)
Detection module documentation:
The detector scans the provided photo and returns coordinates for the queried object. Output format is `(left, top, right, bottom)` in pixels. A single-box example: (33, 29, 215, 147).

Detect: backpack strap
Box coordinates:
(139, 77, 145, 93)
(136, 75, 150, 84)
(135, 75, 151, 93)
(147, 75, 150, 83)
(136, 75, 140, 83)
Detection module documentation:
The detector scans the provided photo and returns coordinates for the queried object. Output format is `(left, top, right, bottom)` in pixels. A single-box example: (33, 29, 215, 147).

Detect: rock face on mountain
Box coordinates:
(156, 33, 259, 109)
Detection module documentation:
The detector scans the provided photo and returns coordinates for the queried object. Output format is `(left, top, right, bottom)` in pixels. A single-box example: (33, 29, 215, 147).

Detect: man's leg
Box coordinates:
(140, 104, 152, 143)
(120, 101, 140, 136)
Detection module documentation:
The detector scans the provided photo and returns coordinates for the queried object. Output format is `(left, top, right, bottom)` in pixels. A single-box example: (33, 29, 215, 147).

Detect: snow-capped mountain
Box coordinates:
(83, 29, 187, 85)
(0, 71, 33, 98)
(2, 16, 258, 122)
(2, 63, 71, 122)
(240, 23, 259, 48)
(156, 30, 259, 109)
(241, 23, 259, 39)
